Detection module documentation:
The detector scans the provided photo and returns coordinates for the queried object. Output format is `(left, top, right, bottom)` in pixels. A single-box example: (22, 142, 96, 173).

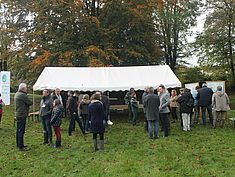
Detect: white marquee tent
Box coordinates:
(33, 65, 181, 91)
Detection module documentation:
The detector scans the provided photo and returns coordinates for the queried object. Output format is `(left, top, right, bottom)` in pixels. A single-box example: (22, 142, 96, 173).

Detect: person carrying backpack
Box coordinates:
(177, 88, 194, 131)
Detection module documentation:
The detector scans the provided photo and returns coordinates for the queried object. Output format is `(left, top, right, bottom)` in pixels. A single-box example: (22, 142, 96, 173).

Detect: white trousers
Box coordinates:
(182, 113, 190, 131)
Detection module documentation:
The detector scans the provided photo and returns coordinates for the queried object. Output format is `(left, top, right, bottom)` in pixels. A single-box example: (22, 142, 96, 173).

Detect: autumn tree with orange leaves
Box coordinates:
(1, 0, 203, 87)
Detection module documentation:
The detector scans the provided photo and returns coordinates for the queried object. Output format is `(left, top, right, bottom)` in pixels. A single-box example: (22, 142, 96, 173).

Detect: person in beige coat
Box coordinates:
(212, 86, 230, 128)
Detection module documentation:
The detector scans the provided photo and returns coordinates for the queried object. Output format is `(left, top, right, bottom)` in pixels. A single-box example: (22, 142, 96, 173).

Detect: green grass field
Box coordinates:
(0, 95, 235, 177)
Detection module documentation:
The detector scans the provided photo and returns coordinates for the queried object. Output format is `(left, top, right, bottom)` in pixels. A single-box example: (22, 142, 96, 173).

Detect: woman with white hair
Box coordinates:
(212, 86, 230, 128)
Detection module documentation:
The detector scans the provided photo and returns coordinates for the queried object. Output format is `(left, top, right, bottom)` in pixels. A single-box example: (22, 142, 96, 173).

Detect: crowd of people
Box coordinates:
(14, 83, 113, 151)
(13, 82, 230, 151)
(125, 83, 230, 140)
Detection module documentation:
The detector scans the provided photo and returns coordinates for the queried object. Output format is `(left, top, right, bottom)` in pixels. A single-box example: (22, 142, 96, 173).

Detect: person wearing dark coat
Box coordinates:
(60, 90, 68, 117)
(79, 94, 90, 133)
(14, 83, 33, 151)
(143, 87, 160, 139)
(142, 87, 149, 132)
(89, 93, 106, 151)
(100, 92, 113, 125)
(177, 88, 194, 131)
(197, 83, 214, 125)
(39, 89, 53, 145)
(67, 91, 85, 136)
(51, 99, 64, 148)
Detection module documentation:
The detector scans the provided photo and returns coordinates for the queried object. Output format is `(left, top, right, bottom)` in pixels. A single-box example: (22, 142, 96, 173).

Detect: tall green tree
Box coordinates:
(99, 0, 162, 66)
(152, 0, 202, 72)
(195, 0, 235, 88)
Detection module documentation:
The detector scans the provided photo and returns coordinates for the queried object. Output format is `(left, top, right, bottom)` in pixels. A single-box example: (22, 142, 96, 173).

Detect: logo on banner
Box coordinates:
(2, 74, 7, 83)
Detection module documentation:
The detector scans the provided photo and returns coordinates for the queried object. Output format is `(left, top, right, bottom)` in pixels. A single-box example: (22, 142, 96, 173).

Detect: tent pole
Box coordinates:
(33, 90, 35, 113)
(107, 91, 110, 121)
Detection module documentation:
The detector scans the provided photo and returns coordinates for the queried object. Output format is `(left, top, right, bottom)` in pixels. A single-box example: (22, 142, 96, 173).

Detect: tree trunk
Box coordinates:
(91, 0, 96, 16)
(97, 0, 100, 16)
(228, 12, 235, 89)
(171, 0, 178, 73)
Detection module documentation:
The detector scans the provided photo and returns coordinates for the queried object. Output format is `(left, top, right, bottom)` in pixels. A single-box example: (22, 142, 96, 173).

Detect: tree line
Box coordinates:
(0, 0, 234, 89)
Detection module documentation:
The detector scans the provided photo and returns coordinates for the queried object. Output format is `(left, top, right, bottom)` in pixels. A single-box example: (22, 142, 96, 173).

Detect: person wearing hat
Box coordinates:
(212, 86, 230, 128)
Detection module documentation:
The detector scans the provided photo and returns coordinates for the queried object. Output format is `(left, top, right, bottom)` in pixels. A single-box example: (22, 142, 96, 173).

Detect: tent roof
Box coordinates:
(33, 65, 181, 91)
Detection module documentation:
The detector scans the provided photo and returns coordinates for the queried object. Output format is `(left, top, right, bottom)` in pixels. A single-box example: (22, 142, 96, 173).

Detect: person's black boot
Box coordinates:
(58, 141, 61, 147)
(221, 119, 225, 128)
(54, 141, 61, 148)
(93, 139, 98, 152)
(100, 140, 104, 151)
(43, 133, 48, 144)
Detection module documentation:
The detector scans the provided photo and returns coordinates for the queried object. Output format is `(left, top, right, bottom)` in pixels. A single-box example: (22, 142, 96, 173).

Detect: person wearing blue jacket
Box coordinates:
(51, 99, 64, 148)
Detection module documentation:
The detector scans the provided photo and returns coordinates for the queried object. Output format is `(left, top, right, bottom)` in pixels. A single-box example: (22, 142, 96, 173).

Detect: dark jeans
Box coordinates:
(171, 107, 178, 120)
(93, 133, 104, 140)
(68, 112, 85, 135)
(131, 109, 138, 125)
(194, 105, 200, 123)
(201, 105, 213, 125)
(41, 116, 52, 143)
(53, 126, 61, 141)
(81, 114, 90, 132)
(159, 113, 170, 137)
(128, 103, 133, 122)
(148, 120, 158, 139)
(16, 117, 26, 149)
(144, 113, 148, 132)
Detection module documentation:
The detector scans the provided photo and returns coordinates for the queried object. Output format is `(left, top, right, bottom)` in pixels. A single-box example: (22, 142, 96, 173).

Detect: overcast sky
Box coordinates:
(186, 13, 207, 66)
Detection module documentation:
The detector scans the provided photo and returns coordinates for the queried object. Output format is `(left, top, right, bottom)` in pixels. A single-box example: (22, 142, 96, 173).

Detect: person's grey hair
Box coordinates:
(217, 86, 222, 91)
(144, 87, 149, 91)
(149, 87, 154, 93)
(18, 83, 27, 91)
(202, 83, 207, 87)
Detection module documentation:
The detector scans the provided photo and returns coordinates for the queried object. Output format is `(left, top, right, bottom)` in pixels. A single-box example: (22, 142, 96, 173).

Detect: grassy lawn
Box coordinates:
(0, 95, 235, 177)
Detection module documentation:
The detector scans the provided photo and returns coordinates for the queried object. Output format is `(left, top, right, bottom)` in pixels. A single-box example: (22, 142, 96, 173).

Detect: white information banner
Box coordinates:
(207, 81, 225, 92)
(185, 81, 225, 93)
(0, 71, 11, 105)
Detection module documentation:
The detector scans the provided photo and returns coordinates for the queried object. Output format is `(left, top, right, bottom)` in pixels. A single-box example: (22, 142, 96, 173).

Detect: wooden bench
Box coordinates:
(229, 118, 235, 128)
